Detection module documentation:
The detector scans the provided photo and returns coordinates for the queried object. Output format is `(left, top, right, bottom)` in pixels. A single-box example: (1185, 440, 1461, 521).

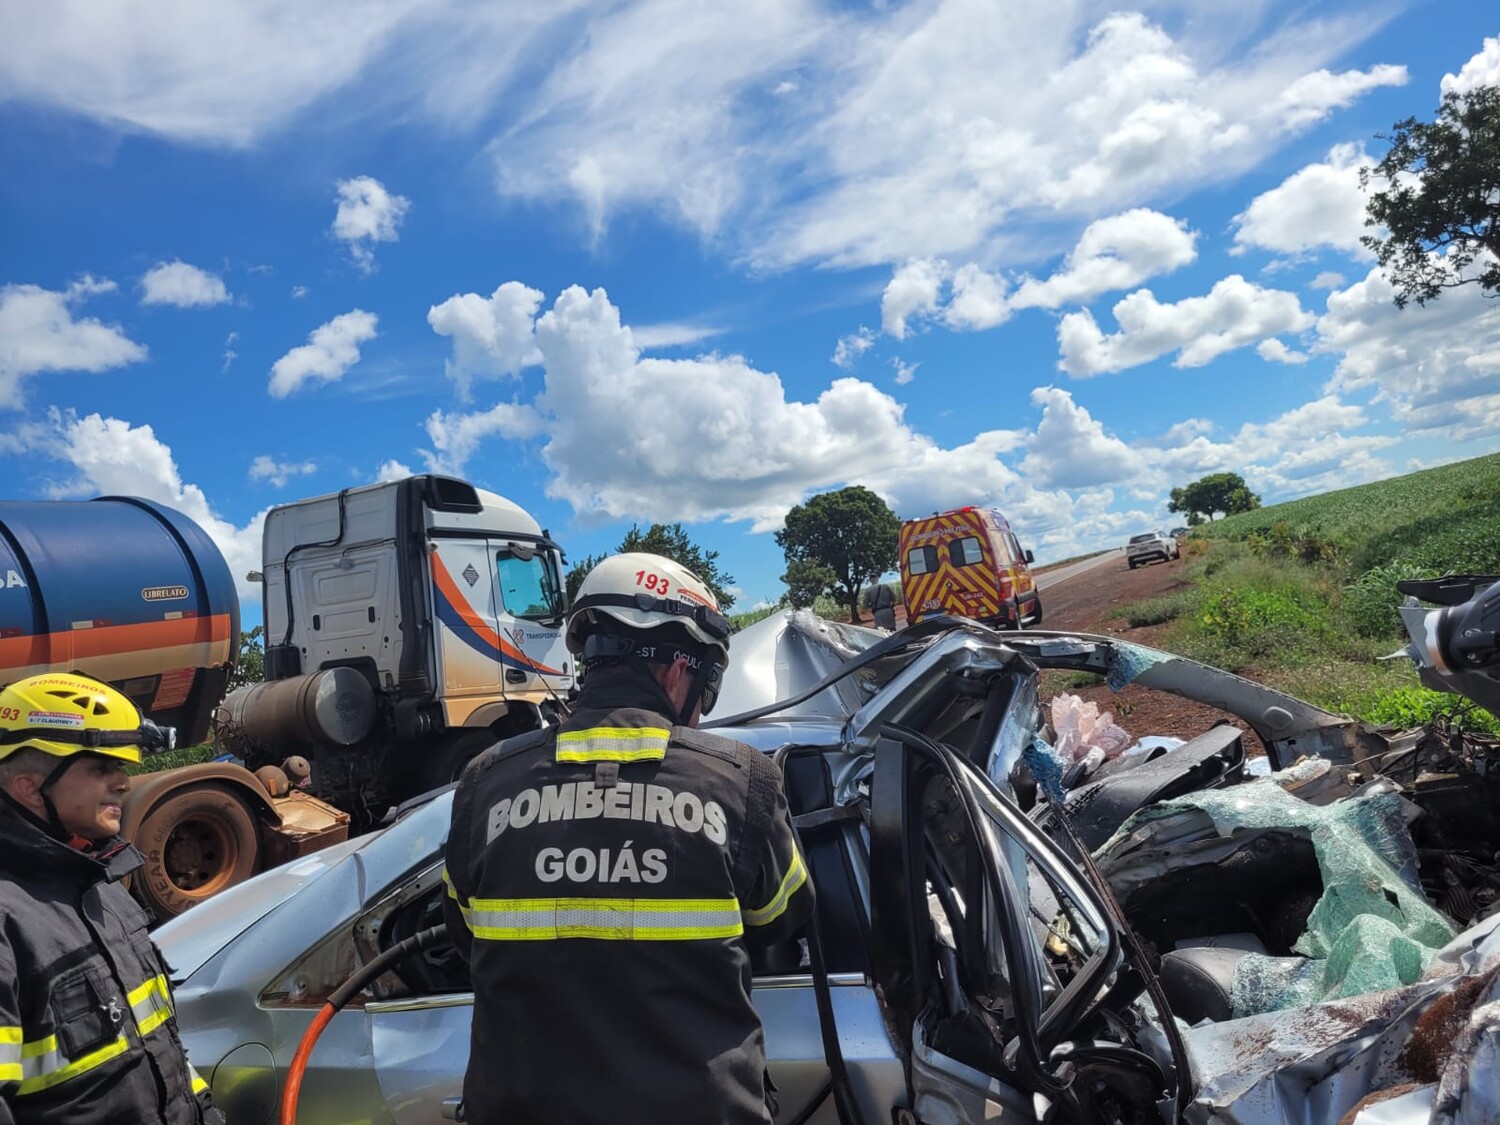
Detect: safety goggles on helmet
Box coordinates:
(0, 717, 175, 755)
(579, 631, 726, 715)
(571, 591, 730, 647)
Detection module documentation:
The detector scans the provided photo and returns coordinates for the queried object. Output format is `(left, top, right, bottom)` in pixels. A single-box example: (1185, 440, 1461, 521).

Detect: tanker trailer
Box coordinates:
(0, 497, 348, 918)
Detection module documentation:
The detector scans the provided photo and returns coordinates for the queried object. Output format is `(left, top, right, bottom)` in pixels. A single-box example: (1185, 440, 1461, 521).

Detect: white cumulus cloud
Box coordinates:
(944, 265, 1011, 331)
(878, 208, 1197, 339)
(427, 281, 544, 399)
(831, 326, 876, 370)
(1257, 338, 1309, 365)
(1057, 275, 1314, 376)
(1316, 262, 1500, 440)
(1021, 387, 1145, 489)
(139, 260, 231, 307)
(1011, 209, 1197, 309)
(440, 283, 1035, 529)
(332, 176, 411, 273)
(375, 458, 414, 482)
(0, 277, 146, 407)
(1231, 143, 1374, 258)
(269, 310, 378, 398)
(422, 402, 544, 476)
(1442, 36, 1500, 97)
(26, 410, 267, 600)
(881, 259, 947, 339)
(248, 455, 317, 487)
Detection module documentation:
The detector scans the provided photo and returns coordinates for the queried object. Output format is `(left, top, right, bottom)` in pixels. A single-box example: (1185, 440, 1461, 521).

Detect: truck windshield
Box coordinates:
(495, 549, 565, 622)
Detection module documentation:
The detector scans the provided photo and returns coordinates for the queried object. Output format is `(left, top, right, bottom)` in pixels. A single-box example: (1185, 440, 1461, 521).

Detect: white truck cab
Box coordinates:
(246, 476, 572, 818)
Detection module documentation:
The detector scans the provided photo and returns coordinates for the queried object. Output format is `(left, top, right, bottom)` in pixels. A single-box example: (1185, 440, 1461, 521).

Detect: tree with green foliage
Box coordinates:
(564, 523, 736, 608)
(781, 558, 837, 609)
(230, 626, 265, 689)
(1362, 85, 1500, 309)
(1168, 472, 1261, 523)
(775, 486, 900, 621)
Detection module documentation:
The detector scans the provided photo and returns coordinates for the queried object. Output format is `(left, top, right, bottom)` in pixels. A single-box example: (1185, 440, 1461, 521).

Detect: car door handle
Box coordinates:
(441, 1097, 466, 1121)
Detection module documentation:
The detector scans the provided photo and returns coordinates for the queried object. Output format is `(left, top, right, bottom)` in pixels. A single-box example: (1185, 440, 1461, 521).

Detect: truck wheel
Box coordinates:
(133, 786, 260, 919)
(1029, 595, 1043, 626)
(417, 728, 500, 794)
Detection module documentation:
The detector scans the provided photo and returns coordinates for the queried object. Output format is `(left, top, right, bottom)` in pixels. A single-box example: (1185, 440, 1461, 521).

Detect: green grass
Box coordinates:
(1113, 453, 1500, 731)
(130, 743, 215, 775)
(1107, 590, 1194, 627)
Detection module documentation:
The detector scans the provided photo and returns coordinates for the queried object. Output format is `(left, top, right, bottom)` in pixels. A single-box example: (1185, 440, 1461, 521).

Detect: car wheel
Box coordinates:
(132, 785, 260, 919)
(1128, 560, 1137, 569)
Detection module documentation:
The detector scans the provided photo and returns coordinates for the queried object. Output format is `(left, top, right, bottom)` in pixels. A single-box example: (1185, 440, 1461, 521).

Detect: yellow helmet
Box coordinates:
(0, 673, 172, 766)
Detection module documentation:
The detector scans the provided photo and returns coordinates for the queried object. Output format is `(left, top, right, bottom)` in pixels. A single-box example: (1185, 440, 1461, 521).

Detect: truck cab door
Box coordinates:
(487, 541, 572, 698)
(866, 728, 1167, 1124)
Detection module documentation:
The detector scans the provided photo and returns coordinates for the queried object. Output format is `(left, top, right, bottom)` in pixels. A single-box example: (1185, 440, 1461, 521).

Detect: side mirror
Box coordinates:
(1024, 549, 1035, 564)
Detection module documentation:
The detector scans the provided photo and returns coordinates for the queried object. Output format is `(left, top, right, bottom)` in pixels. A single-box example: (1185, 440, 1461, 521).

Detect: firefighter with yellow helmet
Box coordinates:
(0, 673, 224, 1125)
(443, 553, 813, 1124)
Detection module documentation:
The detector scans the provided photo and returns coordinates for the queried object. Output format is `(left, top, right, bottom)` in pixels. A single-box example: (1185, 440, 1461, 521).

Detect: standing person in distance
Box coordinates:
(443, 552, 813, 1125)
(0, 673, 226, 1125)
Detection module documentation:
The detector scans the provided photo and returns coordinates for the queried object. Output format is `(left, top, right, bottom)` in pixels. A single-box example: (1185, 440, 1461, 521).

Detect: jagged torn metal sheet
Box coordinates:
(1183, 915, 1500, 1125)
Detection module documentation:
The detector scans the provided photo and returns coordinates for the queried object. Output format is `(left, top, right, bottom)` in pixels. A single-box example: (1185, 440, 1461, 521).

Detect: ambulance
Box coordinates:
(898, 506, 1042, 628)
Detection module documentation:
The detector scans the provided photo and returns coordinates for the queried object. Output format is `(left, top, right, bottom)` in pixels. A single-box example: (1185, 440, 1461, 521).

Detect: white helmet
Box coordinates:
(566, 553, 731, 669)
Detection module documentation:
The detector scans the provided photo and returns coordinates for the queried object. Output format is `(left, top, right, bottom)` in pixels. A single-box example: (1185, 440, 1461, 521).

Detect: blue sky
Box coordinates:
(2, 0, 1498, 624)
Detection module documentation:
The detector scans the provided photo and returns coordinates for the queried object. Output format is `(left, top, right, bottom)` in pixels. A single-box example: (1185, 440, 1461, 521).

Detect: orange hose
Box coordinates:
(280, 1002, 336, 1125)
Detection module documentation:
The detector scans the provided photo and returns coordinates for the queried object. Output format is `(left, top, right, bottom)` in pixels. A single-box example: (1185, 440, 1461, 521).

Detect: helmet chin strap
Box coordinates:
(36, 755, 82, 841)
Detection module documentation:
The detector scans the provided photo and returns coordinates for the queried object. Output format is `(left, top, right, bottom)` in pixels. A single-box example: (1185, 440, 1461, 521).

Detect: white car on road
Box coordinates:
(1126, 530, 1179, 568)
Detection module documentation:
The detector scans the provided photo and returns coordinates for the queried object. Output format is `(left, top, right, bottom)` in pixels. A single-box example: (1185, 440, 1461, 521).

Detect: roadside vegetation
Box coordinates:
(1118, 453, 1500, 734)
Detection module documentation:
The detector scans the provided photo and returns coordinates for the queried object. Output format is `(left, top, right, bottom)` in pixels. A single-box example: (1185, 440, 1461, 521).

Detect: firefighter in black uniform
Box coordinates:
(444, 552, 814, 1125)
(0, 673, 224, 1125)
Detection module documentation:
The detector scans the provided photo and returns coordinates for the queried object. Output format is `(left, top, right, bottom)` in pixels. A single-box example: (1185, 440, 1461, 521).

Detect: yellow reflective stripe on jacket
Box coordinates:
(0, 1026, 20, 1084)
(128, 974, 173, 1036)
(189, 1065, 208, 1095)
(466, 896, 743, 940)
(743, 845, 808, 928)
(17, 1033, 130, 1094)
(443, 866, 476, 929)
(555, 726, 671, 764)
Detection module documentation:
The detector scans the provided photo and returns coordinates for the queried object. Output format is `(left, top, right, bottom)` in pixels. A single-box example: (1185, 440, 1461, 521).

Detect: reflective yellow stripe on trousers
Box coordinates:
(466, 896, 744, 940)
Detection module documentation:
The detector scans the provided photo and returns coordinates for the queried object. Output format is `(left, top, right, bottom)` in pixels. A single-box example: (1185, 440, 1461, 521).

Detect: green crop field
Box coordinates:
(1125, 452, 1500, 734)
(1193, 451, 1500, 575)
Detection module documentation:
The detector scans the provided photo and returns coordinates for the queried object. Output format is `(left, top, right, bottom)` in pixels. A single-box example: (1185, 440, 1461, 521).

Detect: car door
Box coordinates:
(865, 726, 1175, 1124)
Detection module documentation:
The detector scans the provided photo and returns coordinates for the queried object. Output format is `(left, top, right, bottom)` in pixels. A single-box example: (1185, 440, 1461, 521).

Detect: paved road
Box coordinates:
(1034, 549, 1121, 592)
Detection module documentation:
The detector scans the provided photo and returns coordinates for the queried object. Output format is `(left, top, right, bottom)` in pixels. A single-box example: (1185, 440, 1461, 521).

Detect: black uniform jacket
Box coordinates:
(0, 803, 222, 1125)
(443, 673, 814, 1125)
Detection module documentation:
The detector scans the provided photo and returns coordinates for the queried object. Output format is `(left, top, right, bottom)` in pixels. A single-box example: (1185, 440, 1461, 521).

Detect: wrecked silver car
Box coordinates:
(157, 576, 1500, 1125)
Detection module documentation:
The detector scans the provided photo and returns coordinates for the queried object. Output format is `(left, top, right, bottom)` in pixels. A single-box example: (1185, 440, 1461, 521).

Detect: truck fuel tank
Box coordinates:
(218, 667, 377, 749)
